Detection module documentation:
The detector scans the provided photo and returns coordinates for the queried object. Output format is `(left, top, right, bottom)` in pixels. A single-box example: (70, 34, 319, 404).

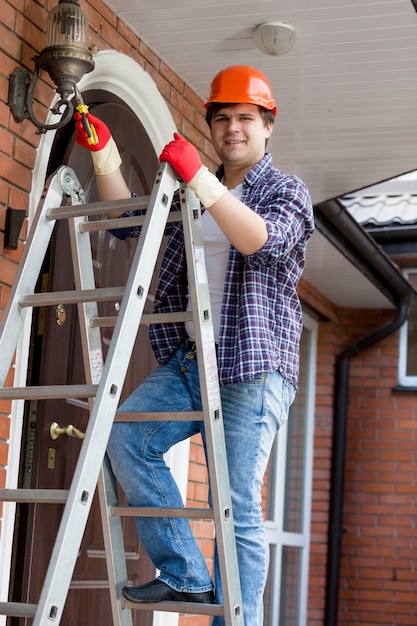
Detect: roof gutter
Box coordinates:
(366, 224, 417, 241)
(313, 199, 417, 626)
(314, 199, 414, 305)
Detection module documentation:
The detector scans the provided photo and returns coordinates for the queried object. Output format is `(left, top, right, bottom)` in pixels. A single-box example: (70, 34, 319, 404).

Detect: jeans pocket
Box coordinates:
(246, 372, 267, 386)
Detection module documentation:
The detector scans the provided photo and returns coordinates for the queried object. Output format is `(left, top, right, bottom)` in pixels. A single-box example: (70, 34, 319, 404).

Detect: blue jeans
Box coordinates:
(107, 342, 295, 626)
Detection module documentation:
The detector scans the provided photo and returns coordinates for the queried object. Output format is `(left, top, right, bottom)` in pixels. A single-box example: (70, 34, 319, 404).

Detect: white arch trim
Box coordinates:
(1, 51, 185, 626)
(32, 49, 178, 220)
(78, 49, 177, 153)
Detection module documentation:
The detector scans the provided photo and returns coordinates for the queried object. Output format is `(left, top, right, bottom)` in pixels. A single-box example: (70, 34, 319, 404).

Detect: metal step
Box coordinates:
(0, 384, 97, 400)
(91, 311, 193, 328)
(19, 286, 125, 308)
(122, 599, 226, 617)
(0, 602, 37, 618)
(80, 210, 183, 234)
(0, 489, 68, 503)
(109, 506, 214, 519)
(114, 410, 203, 422)
(46, 196, 149, 220)
(0, 600, 228, 619)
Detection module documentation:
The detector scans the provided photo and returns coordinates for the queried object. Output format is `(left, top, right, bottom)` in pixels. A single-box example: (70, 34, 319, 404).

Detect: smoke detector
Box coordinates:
(254, 21, 296, 56)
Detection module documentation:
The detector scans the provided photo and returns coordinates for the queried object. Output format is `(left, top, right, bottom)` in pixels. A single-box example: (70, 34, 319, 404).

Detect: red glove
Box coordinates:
(159, 133, 203, 182)
(74, 112, 111, 152)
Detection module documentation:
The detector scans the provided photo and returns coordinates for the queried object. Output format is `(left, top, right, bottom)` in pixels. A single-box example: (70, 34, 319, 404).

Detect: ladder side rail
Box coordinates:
(98, 459, 133, 626)
(0, 170, 66, 385)
(68, 201, 132, 626)
(69, 205, 132, 626)
(68, 197, 131, 626)
(181, 186, 244, 625)
(68, 211, 105, 386)
(31, 162, 178, 626)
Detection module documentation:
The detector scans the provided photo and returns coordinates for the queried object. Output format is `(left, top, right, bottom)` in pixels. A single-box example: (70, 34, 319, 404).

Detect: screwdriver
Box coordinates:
(74, 85, 98, 146)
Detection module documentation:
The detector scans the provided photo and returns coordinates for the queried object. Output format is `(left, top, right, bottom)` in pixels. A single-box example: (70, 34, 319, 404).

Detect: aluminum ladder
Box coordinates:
(0, 162, 243, 626)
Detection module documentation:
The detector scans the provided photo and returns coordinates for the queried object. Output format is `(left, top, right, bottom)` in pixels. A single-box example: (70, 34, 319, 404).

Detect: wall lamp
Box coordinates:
(8, 0, 94, 135)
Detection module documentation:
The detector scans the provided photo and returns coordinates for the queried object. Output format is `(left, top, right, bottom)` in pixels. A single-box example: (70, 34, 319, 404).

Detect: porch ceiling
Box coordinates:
(102, 0, 417, 309)
(303, 230, 395, 310)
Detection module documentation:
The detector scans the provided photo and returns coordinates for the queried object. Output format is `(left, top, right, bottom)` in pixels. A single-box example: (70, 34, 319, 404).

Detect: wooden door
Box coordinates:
(10, 95, 160, 626)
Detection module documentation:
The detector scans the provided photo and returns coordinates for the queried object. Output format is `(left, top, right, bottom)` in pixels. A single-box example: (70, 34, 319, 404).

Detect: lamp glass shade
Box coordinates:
(45, 0, 89, 49)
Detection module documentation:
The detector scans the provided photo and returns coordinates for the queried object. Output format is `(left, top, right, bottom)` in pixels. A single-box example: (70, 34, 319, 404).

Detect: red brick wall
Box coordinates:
(303, 287, 417, 626)
(0, 0, 39, 527)
(336, 309, 417, 626)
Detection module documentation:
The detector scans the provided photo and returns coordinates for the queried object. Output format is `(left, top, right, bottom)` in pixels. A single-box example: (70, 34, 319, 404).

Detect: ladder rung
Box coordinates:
(79, 211, 183, 234)
(90, 316, 118, 328)
(0, 602, 37, 618)
(0, 489, 69, 503)
(91, 311, 194, 328)
(46, 196, 149, 220)
(122, 599, 225, 617)
(80, 215, 146, 233)
(19, 286, 124, 308)
(0, 384, 97, 400)
(110, 506, 214, 519)
(115, 411, 203, 422)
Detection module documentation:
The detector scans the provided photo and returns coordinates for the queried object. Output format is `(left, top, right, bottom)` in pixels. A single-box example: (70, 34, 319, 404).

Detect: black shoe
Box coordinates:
(122, 578, 215, 604)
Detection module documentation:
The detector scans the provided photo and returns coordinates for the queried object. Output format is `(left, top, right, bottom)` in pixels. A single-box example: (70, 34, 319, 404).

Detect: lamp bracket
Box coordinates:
(8, 62, 74, 135)
(7, 0, 93, 135)
(8, 67, 29, 123)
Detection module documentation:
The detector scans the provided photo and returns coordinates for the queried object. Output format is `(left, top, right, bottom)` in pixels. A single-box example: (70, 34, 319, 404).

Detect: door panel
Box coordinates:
(12, 95, 160, 626)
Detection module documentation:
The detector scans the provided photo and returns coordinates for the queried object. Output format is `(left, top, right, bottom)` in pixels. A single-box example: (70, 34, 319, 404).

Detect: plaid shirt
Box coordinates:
(112, 153, 314, 388)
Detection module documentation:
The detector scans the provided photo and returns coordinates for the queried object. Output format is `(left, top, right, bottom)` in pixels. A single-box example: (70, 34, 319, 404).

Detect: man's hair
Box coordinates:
(205, 103, 275, 129)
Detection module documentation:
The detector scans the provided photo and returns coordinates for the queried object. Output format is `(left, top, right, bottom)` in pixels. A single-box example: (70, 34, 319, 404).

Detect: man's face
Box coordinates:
(209, 103, 273, 170)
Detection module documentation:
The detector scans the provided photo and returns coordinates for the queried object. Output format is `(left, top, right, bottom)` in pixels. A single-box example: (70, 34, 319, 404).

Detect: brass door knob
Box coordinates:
(50, 421, 85, 440)
(55, 304, 66, 325)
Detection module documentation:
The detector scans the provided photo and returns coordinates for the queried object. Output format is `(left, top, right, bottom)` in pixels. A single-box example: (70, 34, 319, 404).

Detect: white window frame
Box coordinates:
(265, 311, 318, 625)
(398, 268, 417, 387)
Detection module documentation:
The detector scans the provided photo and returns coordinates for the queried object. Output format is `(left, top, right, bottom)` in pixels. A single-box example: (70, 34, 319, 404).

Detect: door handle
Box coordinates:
(50, 421, 85, 440)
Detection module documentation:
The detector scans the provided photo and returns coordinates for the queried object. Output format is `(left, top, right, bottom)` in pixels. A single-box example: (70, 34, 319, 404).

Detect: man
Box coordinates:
(75, 65, 314, 625)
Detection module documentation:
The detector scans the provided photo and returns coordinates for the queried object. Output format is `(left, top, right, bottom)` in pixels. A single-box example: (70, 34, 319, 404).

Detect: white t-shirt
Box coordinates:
(185, 184, 243, 341)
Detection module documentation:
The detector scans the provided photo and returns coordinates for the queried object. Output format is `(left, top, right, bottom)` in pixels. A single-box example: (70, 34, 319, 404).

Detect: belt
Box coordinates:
(185, 338, 197, 352)
(185, 338, 218, 354)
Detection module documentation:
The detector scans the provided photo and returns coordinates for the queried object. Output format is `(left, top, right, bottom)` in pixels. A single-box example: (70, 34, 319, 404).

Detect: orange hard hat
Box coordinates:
(205, 65, 277, 117)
